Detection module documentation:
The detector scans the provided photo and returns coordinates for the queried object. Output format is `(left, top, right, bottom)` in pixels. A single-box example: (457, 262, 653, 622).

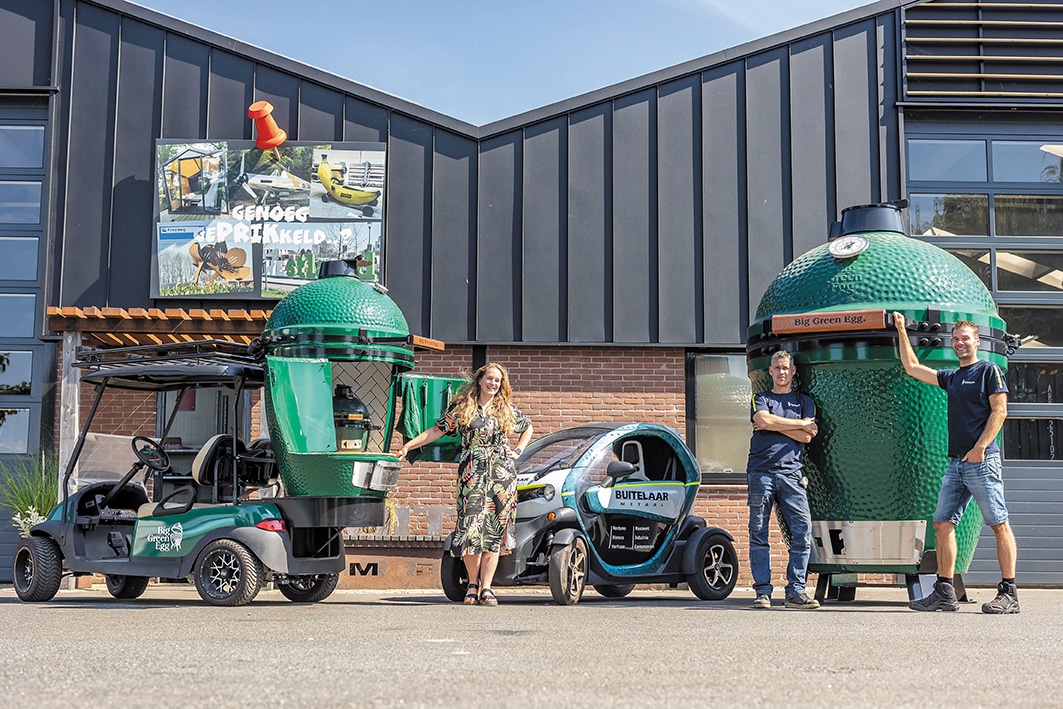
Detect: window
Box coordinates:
(909, 194, 988, 236)
(0, 351, 32, 395)
(994, 195, 1063, 237)
(0, 294, 35, 338)
(992, 141, 1063, 183)
(0, 237, 38, 280)
(0, 406, 30, 454)
(690, 353, 750, 476)
(907, 139, 987, 181)
(0, 125, 45, 170)
(0, 180, 42, 224)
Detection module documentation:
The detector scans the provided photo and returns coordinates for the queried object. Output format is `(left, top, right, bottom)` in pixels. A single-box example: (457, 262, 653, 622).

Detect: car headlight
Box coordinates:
(542, 484, 555, 501)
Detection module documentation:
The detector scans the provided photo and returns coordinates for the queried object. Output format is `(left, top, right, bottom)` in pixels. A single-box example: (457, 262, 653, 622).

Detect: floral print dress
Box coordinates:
(437, 403, 531, 556)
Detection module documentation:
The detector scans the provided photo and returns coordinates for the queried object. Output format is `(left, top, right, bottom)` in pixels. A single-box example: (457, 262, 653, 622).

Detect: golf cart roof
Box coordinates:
(74, 340, 264, 392)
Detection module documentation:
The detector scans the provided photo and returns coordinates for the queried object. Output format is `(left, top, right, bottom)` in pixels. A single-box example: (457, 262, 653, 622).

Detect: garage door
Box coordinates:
(0, 518, 15, 583)
(965, 462, 1063, 586)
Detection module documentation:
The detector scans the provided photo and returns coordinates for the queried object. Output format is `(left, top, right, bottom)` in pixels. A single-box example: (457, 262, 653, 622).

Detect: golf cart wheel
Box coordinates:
(594, 583, 636, 598)
(13, 536, 63, 603)
(440, 551, 469, 603)
(278, 574, 339, 603)
(105, 575, 150, 599)
(548, 537, 587, 606)
(686, 532, 739, 601)
(194, 539, 263, 607)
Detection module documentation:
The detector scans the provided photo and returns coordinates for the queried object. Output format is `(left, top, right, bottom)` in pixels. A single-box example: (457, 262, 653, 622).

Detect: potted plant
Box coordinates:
(0, 454, 60, 537)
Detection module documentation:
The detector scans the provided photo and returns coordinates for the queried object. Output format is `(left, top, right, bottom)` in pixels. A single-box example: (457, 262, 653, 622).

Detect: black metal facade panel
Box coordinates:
(658, 75, 701, 344)
(476, 133, 521, 341)
(343, 96, 387, 143)
(110, 18, 164, 307)
(745, 48, 790, 319)
(253, 65, 299, 139)
(298, 81, 344, 142)
(522, 118, 566, 343)
(430, 130, 477, 343)
(206, 50, 255, 140)
(382, 114, 433, 337)
(834, 20, 880, 213)
(790, 35, 835, 258)
(0, 0, 53, 87)
(567, 104, 611, 343)
(612, 89, 656, 343)
(161, 33, 207, 139)
(62, 1, 119, 307)
(702, 65, 747, 345)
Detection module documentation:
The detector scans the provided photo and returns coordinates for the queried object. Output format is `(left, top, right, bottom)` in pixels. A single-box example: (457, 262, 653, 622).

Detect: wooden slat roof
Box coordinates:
(47, 306, 271, 347)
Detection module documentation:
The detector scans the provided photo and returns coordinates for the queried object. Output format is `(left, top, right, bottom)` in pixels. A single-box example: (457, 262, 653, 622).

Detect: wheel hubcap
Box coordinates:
(704, 543, 734, 588)
(567, 546, 586, 595)
(207, 550, 241, 596)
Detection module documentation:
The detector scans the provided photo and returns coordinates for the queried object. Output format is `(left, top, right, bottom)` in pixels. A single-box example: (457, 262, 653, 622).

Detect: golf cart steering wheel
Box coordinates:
(133, 435, 170, 471)
(95, 437, 170, 512)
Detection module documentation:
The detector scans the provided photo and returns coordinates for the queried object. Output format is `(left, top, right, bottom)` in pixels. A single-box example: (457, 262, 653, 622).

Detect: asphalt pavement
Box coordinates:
(0, 583, 1059, 708)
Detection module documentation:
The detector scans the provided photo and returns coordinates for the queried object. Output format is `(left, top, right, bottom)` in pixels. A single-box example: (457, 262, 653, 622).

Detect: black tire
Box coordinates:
(193, 539, 262, 607)
(686, 532, 739, 601)
(440, 551, 469, 603)
(278, 574, 339, 603)
(105, 574, 150, 599)
(548, 537, 588, 606)
(594, 583, 636, 598)
(13, 536, 63, 603)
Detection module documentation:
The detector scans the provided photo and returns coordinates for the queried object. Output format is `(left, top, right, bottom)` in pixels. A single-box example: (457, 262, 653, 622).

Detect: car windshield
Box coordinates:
(518, 427, 612, 478)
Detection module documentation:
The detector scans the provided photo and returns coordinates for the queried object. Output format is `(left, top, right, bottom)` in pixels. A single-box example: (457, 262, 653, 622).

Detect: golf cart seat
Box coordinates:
(192, 434, 278, 502)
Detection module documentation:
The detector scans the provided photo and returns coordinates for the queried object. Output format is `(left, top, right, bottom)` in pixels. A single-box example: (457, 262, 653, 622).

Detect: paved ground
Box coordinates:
(0, 582, 1058, 707)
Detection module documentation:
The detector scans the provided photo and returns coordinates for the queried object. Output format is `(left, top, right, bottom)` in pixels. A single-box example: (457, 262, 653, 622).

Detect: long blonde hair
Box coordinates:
(452, 362, 517, 435)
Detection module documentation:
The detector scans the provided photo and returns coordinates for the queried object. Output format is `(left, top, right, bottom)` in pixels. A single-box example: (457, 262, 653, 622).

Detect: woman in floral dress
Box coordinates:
(398, 363, 532, 605)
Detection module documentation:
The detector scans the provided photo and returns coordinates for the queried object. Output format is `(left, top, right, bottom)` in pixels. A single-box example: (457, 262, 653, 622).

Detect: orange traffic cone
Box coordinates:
(248, 100, 287, 150)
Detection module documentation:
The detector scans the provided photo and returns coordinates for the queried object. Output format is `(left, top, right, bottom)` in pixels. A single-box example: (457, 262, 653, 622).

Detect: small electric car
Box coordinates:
(12, 341, 368, 606)
(440, 423, 739, 605)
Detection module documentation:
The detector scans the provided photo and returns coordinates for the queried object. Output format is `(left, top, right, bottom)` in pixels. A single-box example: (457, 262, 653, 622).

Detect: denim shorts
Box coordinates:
(933, 451, 1009, 526)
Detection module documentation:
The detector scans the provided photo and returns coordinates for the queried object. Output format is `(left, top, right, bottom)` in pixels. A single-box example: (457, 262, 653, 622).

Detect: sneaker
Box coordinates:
(982, 582, 1020, 615)
(909, 581, 959, 612)
(753, 593, 771, 609)
(784, 593, 820, 609)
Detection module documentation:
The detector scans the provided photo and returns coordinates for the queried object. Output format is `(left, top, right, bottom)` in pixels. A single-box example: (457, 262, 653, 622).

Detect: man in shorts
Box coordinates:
(894, 313, 1019, 614)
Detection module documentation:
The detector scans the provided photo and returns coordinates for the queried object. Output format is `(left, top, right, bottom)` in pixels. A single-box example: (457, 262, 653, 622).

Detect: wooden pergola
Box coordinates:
(46, 306, 271, 348)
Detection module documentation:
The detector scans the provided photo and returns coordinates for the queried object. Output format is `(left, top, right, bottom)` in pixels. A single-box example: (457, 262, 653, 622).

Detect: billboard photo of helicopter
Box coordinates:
(310, 148, 386, 220)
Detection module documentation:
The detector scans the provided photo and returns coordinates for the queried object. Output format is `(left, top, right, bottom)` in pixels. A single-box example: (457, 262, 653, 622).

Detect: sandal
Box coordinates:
(479, 587, 498, 606)
(464, 583, 480, 605)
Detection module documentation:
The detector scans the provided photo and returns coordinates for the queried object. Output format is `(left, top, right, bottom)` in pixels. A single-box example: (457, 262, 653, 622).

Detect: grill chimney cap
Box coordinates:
(834, 199, 909, 240)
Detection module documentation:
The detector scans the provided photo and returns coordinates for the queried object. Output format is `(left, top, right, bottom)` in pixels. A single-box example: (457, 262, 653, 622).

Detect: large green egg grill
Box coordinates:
(262, 260, 414, 498)
(746, 203, 1012, 575)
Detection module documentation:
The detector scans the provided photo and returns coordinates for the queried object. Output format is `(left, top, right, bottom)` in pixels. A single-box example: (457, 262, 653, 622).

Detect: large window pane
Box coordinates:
(1006, 362, 1063, 404)
(909, 193, 989, 236)
(908, 139, 987, 182)
(0, 237, 38, 280)
(999, 305, 1063, 348)
(946, 249, 991, 289)
(0, 351, 32, 395)
(992, 141, 1063, 183)
(995, 195, 1063, 237)
(0, 126, 45, 169)
(0, 294, 35, 337)
(1004, 419, 1063, 460)
(0, 407, 30, 453)
(693, 354, 750, 474)
(0, 181, 42, 224)
(994, 250, 1063, 291)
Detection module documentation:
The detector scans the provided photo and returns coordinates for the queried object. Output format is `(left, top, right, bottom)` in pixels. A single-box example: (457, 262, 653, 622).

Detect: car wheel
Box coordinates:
(278, 574, 339, 603)
(686, 532, 739, 601)
(440, 551, 468, 603)
(548, 537, 587, 606)
(13, 536, 63, 603)
(193, 539, 262, 606)
(594, 583, 636, 598)
(105, 575, 150, 599)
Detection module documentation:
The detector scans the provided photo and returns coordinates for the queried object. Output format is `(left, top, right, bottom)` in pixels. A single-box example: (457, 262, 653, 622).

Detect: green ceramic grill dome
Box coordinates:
(264, 273, 409, 339)
(747, 203, 1010, 575)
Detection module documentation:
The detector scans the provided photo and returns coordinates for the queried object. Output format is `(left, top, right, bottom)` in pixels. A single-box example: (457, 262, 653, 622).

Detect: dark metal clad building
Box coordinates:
(1, 0, 1062, 585)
